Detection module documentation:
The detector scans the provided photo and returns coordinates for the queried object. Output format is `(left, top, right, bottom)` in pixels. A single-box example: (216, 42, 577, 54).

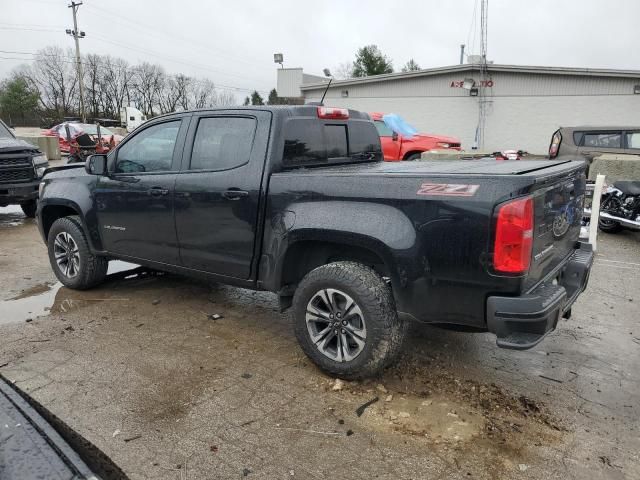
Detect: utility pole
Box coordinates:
(67, 2, 86, 122)
(459, 44, 465, 65)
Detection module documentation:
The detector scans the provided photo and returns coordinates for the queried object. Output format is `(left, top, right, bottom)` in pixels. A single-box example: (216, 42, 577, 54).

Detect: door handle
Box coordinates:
(223, 189, 249, 200)
(148, 186, 169, 196)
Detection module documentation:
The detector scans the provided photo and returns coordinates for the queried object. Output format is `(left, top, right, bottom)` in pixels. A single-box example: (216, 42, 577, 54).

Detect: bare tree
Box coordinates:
(30, 46, 79, 118)
(189, 78, 217, 109)
(101, 57, 134, 118)
(83, 53, 104, 118)
(160, 74, 191, 113)
(216, 90, 236, 106)
(334, 62, 354, 79)
(133, 62, 165, 117)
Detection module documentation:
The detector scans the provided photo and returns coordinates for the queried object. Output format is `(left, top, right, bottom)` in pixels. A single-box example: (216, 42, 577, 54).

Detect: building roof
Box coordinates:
(300, 63, 640, 91)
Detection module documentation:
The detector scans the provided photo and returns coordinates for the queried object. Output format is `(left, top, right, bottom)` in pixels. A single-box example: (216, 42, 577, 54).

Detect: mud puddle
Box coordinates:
(371, 394, 485, 442)
(0, 260, 140, 325)
(0, 205, 30, 228)
(323, 356, 566, 476)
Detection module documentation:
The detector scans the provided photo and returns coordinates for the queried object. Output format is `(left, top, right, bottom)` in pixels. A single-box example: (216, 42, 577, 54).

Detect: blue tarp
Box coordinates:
(382, 114, 418, 138)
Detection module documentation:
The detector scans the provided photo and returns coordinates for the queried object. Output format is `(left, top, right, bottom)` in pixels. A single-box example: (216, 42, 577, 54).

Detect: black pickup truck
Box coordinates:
(0, 119, 49, 217)
(37, 106, 593, 378)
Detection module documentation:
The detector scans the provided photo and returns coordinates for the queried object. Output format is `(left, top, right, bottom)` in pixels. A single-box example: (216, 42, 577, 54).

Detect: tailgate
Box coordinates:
(525, 166, 587, 290)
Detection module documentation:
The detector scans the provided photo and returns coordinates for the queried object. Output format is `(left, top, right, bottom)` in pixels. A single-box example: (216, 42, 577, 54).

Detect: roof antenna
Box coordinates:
(319, 68, 332, 105)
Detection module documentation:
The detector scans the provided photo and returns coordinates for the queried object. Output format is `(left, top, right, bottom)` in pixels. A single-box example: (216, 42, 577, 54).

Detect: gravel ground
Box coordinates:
(0, 206, 638, 480)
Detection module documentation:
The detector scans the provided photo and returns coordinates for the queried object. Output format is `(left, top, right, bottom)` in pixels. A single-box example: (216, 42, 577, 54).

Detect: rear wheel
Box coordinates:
(598, 196, 623, 233)
(47, 216, 108, 289)
(20, 200, 37, 218)
(292, 261, 406, 380)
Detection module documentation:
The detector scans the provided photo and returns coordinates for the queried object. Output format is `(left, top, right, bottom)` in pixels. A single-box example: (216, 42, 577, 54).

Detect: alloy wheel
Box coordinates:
(53, 231, 80, 278)
(306, 288, 367, 362)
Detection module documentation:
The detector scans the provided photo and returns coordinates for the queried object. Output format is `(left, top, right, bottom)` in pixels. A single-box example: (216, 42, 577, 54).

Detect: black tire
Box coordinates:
(598, 196, 623, 234)
(293, 261, 407, 380)
(20, 200, 37, 218)
(405, 153, 422, 161)
(47, 215, 108, 289)
(598, 217, 623, 233)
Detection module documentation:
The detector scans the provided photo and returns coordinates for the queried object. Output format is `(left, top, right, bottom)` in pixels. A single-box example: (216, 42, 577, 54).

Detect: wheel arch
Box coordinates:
(275, 232, 397, 294)
(40, 201, 102, 252)
(402, 149, 425, 160)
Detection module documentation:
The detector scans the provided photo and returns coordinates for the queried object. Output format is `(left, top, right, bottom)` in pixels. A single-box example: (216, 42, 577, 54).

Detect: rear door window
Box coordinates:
(581, 132, 622, 148)
(190, 117, 256, 171)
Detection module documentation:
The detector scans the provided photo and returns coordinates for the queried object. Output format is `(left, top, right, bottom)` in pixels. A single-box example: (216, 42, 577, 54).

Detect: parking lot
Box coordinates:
(0, 205, 638, 480)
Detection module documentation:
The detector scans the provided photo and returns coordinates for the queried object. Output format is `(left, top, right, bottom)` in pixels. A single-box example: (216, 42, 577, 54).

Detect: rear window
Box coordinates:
(325, 125, 348, 159)
(283, 119, 381, 167)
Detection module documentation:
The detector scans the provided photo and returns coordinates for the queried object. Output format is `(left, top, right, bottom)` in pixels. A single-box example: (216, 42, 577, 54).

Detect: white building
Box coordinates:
(277, 64, 640, 154)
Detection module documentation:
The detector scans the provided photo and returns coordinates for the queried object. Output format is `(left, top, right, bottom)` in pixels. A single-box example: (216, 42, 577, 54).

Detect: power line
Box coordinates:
(87, 32, 268, 89)
(0, 25, 271, 91)
(82, 3, 272, 69)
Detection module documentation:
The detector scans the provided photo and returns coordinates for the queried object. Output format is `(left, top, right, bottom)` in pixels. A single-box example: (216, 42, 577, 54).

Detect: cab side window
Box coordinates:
(115, 121, 180, 173)
(374, 120, 394, 137)
(582, 132, 621, 148)
(626, 132, 640, 149)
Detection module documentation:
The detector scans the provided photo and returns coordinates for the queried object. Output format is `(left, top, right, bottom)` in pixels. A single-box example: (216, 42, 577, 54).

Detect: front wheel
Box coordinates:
(292, 262, 406, 380)
(20, 200, 37, 218)
(47, 216, 108, 289)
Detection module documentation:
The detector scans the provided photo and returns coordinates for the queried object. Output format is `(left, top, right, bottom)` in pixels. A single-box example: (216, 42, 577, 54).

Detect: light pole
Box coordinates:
(67, 1, 86, 122)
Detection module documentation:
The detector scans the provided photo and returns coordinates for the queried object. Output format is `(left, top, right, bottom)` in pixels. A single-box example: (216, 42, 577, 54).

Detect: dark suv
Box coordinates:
(0, 120, 49, 217)
(549, 126, 640, 163)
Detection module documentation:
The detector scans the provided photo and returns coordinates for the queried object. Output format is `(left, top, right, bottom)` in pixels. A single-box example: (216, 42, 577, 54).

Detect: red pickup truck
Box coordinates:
(370, 112, 461, 161)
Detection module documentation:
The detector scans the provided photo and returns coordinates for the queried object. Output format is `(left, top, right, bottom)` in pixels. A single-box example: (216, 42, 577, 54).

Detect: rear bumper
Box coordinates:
(0, 181, 39, 206)
(487, 242, 594, 350)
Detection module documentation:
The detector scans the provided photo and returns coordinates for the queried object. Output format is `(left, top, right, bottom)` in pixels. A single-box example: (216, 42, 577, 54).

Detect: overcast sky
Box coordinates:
(1, 0, 638, 99)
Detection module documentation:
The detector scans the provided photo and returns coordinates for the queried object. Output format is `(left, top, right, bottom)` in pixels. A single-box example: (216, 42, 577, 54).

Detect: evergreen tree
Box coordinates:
(0, 76, 39, 124)
(267, 88, 279, 105)
(352, 45, 393, 77)
(250, 90, 264, 105)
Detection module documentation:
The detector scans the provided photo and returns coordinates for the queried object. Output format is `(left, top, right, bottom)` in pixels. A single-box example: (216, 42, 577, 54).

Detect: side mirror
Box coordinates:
(85, 154, 108, 175)
(392, 131, 399, 141)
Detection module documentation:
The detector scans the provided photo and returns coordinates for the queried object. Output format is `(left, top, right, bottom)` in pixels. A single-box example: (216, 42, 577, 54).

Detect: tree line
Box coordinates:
(0, 46, 273, 126)
(0, 43, 419, 126)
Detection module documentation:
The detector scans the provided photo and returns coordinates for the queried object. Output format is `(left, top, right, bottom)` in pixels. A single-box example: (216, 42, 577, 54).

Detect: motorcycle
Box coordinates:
(598, 181, 640, 233)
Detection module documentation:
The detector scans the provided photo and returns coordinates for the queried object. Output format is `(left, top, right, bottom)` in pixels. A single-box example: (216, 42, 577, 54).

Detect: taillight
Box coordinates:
(493, 196, 534, 274)
(549, 131, 562, 158)
(317, 106, 349, 120)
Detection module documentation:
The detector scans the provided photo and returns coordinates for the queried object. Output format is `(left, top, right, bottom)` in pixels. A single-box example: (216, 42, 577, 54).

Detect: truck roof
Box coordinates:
(147, 105, 372, 122)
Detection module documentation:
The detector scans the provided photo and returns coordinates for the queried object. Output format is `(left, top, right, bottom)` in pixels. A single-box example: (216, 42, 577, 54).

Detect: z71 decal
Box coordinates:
(417, 183, 480, 197)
